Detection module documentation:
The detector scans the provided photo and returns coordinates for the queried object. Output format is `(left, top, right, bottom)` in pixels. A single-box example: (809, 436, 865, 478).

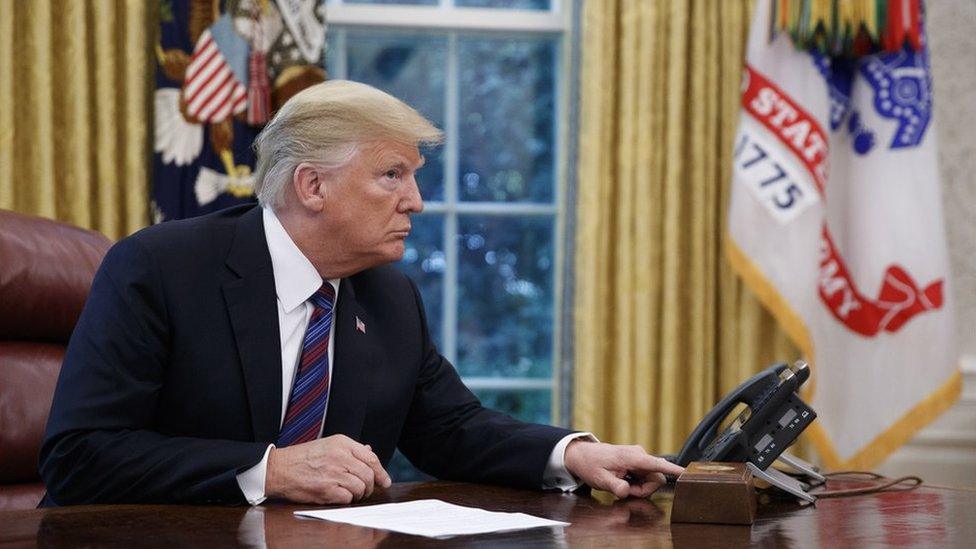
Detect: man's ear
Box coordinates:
(292, 162, 327, 212)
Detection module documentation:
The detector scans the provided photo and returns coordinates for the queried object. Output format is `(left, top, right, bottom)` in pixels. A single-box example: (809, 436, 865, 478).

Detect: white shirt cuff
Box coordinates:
(542, 432, 598, 492)
(236, 444, 274, 505)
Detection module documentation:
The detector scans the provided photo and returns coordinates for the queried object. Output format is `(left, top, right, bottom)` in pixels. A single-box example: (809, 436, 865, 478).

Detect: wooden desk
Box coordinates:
(2, 480, 973, 547)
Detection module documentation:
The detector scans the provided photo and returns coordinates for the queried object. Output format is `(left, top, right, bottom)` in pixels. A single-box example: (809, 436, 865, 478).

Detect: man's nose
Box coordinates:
(400, 176, 424, 214)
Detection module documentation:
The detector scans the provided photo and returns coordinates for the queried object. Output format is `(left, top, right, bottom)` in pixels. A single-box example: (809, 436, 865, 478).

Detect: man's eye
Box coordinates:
(385, 170, 399, 180)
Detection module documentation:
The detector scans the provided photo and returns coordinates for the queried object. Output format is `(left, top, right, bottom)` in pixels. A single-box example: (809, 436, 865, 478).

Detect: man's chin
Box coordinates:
(376, 242, 406, 266)
(391, 246, 406, 263)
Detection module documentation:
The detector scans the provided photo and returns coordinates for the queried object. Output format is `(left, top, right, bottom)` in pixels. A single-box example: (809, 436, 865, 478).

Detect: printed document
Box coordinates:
(294, 499, 570, 538)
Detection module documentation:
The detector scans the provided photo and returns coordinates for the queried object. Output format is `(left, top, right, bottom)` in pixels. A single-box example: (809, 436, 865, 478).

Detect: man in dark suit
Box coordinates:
(40, 81, 682, 506)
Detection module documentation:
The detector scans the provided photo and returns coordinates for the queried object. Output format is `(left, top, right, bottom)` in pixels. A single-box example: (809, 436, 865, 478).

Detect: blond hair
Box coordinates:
(253, 80, 444, 208)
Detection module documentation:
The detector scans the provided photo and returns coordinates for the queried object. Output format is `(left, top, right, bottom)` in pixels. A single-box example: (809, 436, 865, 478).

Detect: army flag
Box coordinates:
(153, 0, 327, 221)
(727, 0, 960, 469)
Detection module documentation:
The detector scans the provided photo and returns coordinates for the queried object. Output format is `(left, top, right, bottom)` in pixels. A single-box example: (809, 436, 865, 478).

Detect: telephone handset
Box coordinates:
(676, 361, 816, 468)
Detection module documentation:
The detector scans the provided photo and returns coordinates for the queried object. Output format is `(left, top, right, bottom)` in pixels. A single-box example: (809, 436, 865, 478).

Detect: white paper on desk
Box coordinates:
(294, 499, 570, 538)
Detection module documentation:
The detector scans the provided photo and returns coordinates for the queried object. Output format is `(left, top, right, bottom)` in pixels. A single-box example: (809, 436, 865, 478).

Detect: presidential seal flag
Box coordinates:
(727, 0, 960, 470)
(153, 0, 327, 221)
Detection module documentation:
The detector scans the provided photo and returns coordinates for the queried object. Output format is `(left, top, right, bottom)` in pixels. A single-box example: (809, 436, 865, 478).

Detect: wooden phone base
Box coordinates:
(670, 461, 757, 525)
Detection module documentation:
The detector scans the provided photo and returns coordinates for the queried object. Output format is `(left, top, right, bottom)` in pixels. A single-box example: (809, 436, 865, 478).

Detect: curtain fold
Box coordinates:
(0, 0, 151, 240)
(573, 0, 800, 454)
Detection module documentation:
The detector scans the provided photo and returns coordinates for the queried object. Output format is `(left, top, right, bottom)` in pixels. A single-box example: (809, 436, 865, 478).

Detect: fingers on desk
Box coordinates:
(628, 473, 667, 498)
(624, 451, 684, 476)
(354, 444, 392, 488)
(596, 470, 633, 499)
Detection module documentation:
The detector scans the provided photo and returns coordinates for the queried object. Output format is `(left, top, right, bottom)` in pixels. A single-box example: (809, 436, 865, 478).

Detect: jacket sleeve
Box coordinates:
(38, 237, 268, 505)
(396, 278, 576, 490)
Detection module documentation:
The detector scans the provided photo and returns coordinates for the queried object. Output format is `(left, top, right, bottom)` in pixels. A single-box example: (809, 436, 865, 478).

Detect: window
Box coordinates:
(325, 0, 575, 480)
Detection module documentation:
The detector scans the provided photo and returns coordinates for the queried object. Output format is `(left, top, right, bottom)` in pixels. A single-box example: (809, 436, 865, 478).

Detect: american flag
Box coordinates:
(183, 29, 247, 123)
(356, 316, 366, 334)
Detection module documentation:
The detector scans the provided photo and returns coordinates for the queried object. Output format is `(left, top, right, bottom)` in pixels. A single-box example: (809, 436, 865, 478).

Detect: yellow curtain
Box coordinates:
(0, 0, 151, 240)
(573, 0, 800, 454)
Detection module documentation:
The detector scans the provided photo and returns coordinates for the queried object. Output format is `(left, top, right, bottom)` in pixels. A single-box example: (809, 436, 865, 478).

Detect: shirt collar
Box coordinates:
(262, 207, 339, 314)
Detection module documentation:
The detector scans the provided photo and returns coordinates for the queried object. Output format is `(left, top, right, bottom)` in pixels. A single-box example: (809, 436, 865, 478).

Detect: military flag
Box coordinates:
(727, 0, 959, 469)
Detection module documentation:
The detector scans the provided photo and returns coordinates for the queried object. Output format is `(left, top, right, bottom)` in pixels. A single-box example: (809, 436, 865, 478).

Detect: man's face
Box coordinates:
(319, 140, 425, 269)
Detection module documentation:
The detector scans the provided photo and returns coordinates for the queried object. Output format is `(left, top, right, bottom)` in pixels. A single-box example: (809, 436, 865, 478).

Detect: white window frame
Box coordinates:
(325, 0, 576, 426)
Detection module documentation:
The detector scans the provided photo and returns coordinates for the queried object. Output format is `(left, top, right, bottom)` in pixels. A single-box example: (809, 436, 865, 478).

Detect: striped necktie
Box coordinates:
(277, 283, 336, 447)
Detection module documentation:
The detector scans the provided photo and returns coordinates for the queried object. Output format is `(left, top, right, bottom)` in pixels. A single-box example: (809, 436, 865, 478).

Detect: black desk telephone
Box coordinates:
(671, 361, 823, 503)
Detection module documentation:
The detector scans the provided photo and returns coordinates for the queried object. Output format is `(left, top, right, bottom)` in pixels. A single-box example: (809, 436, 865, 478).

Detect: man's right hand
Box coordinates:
(264, 434, 392, 504)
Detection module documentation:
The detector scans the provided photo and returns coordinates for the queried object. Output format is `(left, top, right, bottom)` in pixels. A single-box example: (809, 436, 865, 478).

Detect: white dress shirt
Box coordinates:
(236, 207, 588, 505)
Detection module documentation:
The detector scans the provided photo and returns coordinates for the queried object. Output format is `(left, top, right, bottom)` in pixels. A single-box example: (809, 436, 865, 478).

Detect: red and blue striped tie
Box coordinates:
(277, 283, 336, 447)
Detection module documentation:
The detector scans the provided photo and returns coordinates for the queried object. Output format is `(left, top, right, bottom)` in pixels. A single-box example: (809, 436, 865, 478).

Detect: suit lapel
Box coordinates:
(222, 207, 282, 443)
(323, 278, 374, 441)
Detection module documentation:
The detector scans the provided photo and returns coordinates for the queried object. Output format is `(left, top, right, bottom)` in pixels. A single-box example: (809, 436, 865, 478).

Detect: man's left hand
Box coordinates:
(564, 440, 684, 499)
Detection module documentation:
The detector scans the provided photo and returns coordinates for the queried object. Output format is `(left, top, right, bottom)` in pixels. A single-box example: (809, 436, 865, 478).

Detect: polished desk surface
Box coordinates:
(2, 480, 974, 547)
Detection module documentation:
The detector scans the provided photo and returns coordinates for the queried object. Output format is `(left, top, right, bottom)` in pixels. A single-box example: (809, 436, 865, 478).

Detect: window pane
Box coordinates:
(458, 36, 557, 203)
(474, 388, 551, 424)
(345, 0, 438, 5)
(387, 450, 432, 483)
(456, 0, 550, 9)
(337, 29, 447, 201)
(456, 215, 554, 377)
(398, 214, 445, 349)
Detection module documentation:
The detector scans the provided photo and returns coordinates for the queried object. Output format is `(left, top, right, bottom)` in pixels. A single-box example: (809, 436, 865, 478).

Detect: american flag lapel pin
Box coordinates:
(355, 316, 366, 334)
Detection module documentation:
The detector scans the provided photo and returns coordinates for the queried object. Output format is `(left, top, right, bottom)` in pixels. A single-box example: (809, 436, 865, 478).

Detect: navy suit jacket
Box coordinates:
(39, 205, 573, 505)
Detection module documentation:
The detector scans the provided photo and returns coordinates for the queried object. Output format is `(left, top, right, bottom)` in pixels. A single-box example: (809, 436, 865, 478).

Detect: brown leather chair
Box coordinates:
(0, 209, 112, 510)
